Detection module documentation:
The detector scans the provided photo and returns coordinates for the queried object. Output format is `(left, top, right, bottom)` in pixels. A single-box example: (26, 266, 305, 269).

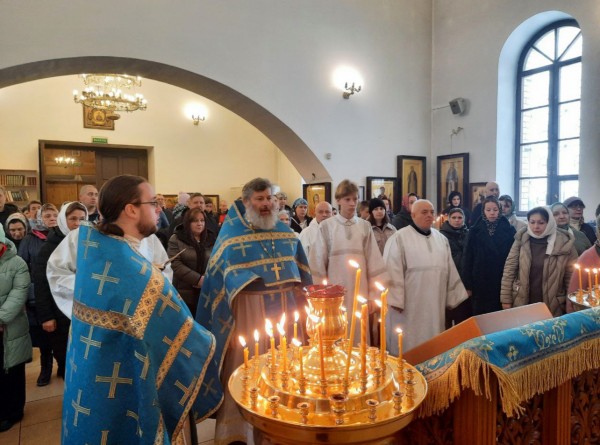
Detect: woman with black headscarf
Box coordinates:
(463, 196, 516, 315)
(442, 191, 472, 227)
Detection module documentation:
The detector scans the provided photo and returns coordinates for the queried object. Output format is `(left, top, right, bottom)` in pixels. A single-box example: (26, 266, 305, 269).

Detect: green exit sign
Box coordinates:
(92, 137, 108, 144)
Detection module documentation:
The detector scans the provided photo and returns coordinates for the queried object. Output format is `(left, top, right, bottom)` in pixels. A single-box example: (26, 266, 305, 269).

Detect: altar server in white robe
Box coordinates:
(309, 180, 389, 340)
(46, 228, 172, 319)
(384, 199, 467, 353)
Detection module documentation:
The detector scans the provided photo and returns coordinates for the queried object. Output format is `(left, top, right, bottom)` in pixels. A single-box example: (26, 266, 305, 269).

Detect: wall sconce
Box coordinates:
(343, 82, 362, 99)
(192, 115, 206, 126)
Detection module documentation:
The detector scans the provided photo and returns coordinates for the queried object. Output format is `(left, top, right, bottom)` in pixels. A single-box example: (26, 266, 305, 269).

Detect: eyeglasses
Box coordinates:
(136, 201, 160, 208)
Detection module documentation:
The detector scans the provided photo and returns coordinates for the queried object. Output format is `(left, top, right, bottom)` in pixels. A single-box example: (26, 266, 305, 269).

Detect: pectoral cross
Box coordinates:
(271, 262, 282, 281)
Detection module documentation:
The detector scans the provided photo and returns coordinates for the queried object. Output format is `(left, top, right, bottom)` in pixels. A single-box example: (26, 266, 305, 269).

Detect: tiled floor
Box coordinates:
(0, 350, 217, 445)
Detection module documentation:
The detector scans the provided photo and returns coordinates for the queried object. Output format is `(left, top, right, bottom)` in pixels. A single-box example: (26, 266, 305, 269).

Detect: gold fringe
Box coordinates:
(417, 337, 600, 418)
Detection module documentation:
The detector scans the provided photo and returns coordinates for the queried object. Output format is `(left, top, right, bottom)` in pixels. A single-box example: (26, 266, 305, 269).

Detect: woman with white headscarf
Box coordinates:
(500, 206, 577, 317)
(33, 202, 87, 380)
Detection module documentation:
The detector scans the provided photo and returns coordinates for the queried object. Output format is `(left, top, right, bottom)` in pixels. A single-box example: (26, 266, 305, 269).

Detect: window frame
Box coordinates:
(514, 19, 581, 215)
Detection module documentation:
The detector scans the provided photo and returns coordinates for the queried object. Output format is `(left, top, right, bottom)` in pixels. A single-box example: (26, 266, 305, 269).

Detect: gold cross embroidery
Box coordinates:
(157, 290, 180, 316)
(120, 299, 133, 316)
(91, 261, 120, 295)
(226, 260, 238, 277)
(130, 256, 150, 276)
(82, 228, 99, 260)
(201, 293, 211, 309)
(69, 355, 78, 380)
(134, 351, 151, 379)
(202, 377, 218, 396)
(271, 262, 282, 281)
(282, 238, 296, 252)
(218, 316, 234, 334)
(80, 326, 102, 359)
(232, 242, 252, 257)
(175, 376, 198, 406)
(95, 362, 133, 399)
(126, 410, 143, 437)
(162, 336, 192, 358)
(214, 258, 226, 274)
(72, 389, 91, 427)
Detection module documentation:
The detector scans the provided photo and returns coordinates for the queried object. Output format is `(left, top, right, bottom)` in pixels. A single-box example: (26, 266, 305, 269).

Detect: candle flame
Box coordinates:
(355, 311, 362, 319)
(375, 299, 382, 308)
(575, 263, 581, 269)
(357, 295, 367, 304)
(265, 319, 274, 337)
(254, 329, 259, 342)
(238, 336, 247, 347)
(341, 306, 347, 312)
(322, 279, 328, 285)
(294, 311, 299, 322)
(375, 281, 385, 292)
(348, 259, 360, 269)
(292, 338, 302, 347)
(277, 323, 285, 336)
(280, 312, 286, 328)
(396, 327, 403, 334)
(585, 268, 591, 272)
(594, 268, 598, 273)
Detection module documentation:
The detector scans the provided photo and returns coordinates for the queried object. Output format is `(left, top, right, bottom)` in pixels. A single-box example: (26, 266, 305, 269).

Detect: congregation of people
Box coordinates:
(0, 175, 596, 444)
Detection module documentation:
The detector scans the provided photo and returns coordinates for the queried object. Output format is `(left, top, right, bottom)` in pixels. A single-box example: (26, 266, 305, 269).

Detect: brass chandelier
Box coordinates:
(73, 74, 148, 114)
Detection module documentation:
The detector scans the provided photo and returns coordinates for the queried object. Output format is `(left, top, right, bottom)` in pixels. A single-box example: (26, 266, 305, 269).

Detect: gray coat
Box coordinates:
(0, 239, 32, 369)
(500, 227, 577, 317)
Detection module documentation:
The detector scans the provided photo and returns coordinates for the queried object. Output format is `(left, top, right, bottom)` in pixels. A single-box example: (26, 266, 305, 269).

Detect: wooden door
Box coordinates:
(45, 182, 80, 207)
(96, 151, 148, 189)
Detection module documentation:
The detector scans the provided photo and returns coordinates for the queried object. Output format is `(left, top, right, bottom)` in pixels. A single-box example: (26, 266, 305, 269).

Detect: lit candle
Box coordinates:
(360, 304, 368, 380)
(294, 311, 299, 340)
(278, 322, 287, 371)
(279, 313, 287, 344)
(253, 329, 260, 361)
(586, 268, 592, 292)
(265, 319, 276, 369)
(345, 295, 366, 383)
(576, 264, 583, 292)
(239, 336, 249, 369)
(396, 327, 403, 364)
(376, 282, 388, 365)
(317, 322, 326, 383)
(348, 260, 362, 341)
(594, 268, 599, 289)
(292, 338, 303, 380)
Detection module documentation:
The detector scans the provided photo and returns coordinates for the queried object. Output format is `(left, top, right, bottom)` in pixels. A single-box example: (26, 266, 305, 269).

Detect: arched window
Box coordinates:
(515, 19, 581, 212)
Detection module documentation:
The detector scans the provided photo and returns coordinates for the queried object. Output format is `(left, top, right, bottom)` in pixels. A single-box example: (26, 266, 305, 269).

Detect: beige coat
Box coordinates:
(500, 227, 577, 316)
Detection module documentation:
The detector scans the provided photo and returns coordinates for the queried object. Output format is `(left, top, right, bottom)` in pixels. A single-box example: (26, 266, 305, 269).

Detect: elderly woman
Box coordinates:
(33, 202, 87, 380)
(0, 224, 31, 432)
(168, 207, 211, 317)
(463, 196, 516, 315)
(290, 198, 312, 233)
(551, 202, 591, 256)
(501, 206, 577, 316)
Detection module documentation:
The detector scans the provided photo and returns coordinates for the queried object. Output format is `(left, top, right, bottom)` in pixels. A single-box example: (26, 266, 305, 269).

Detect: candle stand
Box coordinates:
(229, 285, 427, 444)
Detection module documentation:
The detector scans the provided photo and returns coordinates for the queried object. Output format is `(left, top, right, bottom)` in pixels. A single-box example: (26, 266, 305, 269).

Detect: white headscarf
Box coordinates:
(57, 202, 88, 236)
(527, 206, 556, 255)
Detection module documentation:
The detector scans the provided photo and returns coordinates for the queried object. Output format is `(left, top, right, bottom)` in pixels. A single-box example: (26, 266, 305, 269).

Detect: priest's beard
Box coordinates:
(137, 218, 158, 238)
(245, 205, 278, 230)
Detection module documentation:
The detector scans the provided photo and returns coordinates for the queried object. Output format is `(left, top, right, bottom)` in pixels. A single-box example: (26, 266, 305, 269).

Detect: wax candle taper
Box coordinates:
(576, 264, 583, 292)
(278, 323, 287, 371)
(265, 319, 276, 369)
(376, 282, 388, 365)
(239, 336, 249, 368)
(586, 268, 592, 292)
(360, 304, 368, 381)
(396, 327, 403, 365)
(253, 329, 260, 360)
(594, 268, 599, 289)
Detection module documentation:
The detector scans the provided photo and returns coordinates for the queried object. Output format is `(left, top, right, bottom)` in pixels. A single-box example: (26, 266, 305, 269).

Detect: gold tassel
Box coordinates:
(418, 337, 600, 418)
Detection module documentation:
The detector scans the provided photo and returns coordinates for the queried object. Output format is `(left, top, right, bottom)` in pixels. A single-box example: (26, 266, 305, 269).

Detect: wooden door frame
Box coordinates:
(39, 139, 151, 202)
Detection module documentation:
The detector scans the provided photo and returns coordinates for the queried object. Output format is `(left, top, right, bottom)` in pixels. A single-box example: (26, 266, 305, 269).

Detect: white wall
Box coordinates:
(0, 1, 433, 196)
(0, 76, 304, 204)
(432, 0, 600, 218)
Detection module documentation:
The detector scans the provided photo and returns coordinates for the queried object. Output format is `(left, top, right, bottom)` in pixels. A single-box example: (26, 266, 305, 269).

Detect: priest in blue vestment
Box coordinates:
(196, 177, 312, 445)
(62, 175, 222, 445)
